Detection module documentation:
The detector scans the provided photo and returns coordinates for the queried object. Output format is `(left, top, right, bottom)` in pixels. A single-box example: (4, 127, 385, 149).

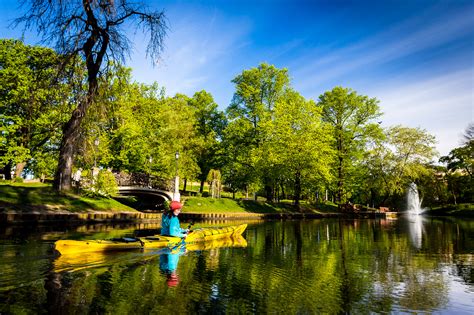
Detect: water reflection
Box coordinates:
(0, 219, 473, 314)
(160, 247, 185, 287)
(406, 214, 425, 249)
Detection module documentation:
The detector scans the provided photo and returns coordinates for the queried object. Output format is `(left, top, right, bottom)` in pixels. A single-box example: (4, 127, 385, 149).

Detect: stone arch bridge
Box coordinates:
(114, 173, 175, 211)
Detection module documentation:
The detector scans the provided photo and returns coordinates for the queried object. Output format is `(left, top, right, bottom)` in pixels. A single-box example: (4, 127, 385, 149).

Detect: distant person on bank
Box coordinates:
(161, 201, 189, 237)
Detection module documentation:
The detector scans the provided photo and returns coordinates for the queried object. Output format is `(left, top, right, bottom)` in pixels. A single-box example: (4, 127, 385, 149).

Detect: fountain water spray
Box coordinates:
(407, 182, 425, 215)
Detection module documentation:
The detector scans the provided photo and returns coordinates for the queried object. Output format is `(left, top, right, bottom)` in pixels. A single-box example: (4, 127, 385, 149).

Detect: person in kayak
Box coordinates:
(161, 201, 189, 238)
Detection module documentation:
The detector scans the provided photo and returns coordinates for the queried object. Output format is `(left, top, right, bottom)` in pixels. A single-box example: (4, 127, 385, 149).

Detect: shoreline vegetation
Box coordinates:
(1, 182, 472, 220)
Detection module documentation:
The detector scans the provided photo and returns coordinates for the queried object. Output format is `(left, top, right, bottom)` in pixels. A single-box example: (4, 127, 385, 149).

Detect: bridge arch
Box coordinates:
(117, 186, 173, 211)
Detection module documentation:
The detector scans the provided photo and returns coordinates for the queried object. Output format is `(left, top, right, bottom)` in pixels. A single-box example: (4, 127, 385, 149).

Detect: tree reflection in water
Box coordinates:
(0, 219, 473, 314)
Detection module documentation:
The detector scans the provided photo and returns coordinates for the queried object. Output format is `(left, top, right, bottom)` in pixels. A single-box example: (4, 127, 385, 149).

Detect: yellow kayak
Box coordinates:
(54, 235, 247, 273)
(55, 224, 247, 254)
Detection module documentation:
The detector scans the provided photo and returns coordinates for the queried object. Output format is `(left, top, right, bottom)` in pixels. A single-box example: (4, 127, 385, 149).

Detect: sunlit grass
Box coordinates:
(183, 197, 259, 213)
(182, 196, 328, 214)
(0, 181, 137, 213)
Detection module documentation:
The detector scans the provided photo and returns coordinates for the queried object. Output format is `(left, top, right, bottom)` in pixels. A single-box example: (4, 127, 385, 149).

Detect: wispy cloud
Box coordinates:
(125, 3, 472, 156)
(129, 8, 250, 100)
(291, 7, 474, 94)
(370, 69, 473, 156)
(283, 7, 474, 157)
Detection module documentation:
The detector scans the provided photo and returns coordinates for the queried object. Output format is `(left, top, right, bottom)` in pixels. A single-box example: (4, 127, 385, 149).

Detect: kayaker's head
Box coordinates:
(169, 201, 183, 216)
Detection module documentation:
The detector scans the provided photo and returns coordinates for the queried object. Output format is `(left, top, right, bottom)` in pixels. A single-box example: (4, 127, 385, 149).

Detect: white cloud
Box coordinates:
(128, 8, 250, 101)
(291, 7, 474, 94)
(283, 7, 474, 158)
(124, 3, 473, 158)
(370, 69, 473, 157)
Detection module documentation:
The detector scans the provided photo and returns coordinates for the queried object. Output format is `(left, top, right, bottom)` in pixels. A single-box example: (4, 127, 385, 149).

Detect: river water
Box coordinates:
(0, 217, 473, 314)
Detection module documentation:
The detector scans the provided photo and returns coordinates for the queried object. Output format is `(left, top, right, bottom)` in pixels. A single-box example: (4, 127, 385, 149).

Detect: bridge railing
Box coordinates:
(114, 172, 174, 191)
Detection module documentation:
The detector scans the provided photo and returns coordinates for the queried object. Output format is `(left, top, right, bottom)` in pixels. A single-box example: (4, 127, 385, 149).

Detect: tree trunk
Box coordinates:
(14, 162, 27, 178)
(183, 178, 187, 192)
(2, 163, 12, 180)
(199, 180, 205, 193)
(294, 170, 301, 211)
(264, 176, 273, 202)
(337, 154, 344, 205)
(54, 72, 98, 192)
(53, 4, 107, 192)
(53, 101, 88, 191)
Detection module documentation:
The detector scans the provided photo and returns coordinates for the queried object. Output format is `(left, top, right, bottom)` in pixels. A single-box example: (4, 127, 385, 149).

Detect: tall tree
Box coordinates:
(270, 89, 333, 208)
(439, 123, 473, 203)
(319, 86, 383, 205)
(440, 123, 473, 178)
(188, 90, 226, 193)
(363, 125, 437, 207)
(225, 63, 290, 200)
(15, 0, 167, 191)
(0, 39, 74, 179)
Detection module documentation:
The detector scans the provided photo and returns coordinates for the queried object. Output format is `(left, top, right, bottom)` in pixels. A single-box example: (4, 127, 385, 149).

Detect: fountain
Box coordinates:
(406, 182, 426, 248)
(407, 182, 426, 215)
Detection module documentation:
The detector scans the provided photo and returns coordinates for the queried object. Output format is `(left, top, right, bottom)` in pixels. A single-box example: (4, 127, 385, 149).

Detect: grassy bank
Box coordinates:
(427, 203, 474, 217)
(5, 182, 470, 217)
(0, 182, 137, 213)
(0, 182, 327, 214)
(183, 197, 283, 213)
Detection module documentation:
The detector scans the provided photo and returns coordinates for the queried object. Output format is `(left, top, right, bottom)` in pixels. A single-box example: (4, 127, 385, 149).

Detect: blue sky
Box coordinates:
(1, 0, 473, 157)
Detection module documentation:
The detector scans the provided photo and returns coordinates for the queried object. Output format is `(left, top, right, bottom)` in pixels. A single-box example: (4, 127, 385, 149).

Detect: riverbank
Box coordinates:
(1, 182, 472, 223)
(0, 182, 335, 223)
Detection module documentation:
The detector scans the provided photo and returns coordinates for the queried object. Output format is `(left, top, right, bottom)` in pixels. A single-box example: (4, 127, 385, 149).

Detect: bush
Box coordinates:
(96, 170, 118, 197)
(82, 169, 118, 198)
(13, 177, 24, 183)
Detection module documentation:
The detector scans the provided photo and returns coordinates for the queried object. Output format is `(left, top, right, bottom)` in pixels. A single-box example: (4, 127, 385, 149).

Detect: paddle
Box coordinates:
(171, 221, 195, 250)
(186, 221, 195, 233)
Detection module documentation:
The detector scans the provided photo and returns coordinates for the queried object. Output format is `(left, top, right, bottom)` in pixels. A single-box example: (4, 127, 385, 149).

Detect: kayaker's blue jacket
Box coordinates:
(161, 213, 187, 237)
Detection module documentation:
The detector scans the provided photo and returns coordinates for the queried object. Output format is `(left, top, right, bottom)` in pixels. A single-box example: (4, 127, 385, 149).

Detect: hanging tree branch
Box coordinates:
(13, 0, 168, 191)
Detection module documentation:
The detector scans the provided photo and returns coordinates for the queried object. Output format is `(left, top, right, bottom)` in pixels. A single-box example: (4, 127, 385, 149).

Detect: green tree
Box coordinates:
(439, 123, 473, 203)
(187, 90, 227, 193)
(269, 89, 333, 208)
(0, 39, 73, 179)
(225, 63, 290, 200)
(440, 123, 473, 178)
(363, 125, 437, 207)
(15, 0, 168, 191)
(82, 68, 200, 183)
(146, 94, 201, 181)
(318, 86, 383, 205)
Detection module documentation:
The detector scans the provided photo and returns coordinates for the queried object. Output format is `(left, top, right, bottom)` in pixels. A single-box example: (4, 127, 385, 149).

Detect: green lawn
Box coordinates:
(182, 196, 283, 213)
(0, 181, 343, 214)
(427, 203, 474, 217)
(0, 181, 137, 213)
(8, 181, 469, 217)
(182, 196, 335, 214)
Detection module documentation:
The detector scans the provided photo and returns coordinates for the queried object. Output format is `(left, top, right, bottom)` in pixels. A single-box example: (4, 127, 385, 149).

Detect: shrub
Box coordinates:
(82, 169, 118, 198)
(96, 170, 118, 197)
(13, 177, 24, 183)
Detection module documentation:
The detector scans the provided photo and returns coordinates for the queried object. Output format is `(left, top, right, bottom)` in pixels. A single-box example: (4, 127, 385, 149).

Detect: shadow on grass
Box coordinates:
(0, 185, 106, 213)
(236, 199, 307, 214)
(427, 203, 474, 217)
(313, 203, 339, 213)
(223, 198, 342, 214)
